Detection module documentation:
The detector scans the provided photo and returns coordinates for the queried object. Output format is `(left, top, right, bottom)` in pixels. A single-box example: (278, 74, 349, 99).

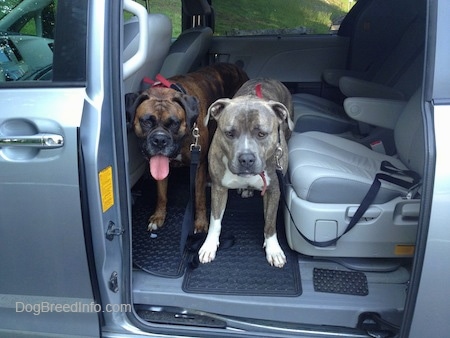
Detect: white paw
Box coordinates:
(198, 236, 220, 263)
(147, 222, 158, 231)
(264, 234, 287, 268)
(238, 188, 254, 198)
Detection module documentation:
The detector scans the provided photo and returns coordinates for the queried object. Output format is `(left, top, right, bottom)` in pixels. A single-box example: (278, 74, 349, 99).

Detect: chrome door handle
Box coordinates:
(0, 133, 64, 148)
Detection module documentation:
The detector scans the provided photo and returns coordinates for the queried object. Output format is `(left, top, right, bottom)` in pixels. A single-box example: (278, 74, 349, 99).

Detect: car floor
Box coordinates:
(131, 167, 410, 329)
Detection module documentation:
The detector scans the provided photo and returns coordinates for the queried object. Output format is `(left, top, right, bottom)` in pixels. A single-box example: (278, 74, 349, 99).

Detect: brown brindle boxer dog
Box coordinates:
(127, 63, 249, 233)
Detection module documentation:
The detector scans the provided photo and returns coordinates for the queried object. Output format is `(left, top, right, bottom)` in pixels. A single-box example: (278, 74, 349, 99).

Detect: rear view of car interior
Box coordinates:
(124, 0, 427, 335)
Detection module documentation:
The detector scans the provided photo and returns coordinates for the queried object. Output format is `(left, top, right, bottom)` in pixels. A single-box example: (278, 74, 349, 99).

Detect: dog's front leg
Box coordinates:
(198, 184, 228, 263)
(148, 177, 168, 231)
(263, 188, 286, 268)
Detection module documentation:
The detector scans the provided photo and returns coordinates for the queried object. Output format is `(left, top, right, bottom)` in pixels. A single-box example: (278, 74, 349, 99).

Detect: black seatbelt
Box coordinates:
(178, 128, 235, 266)
(179, 145, 200, 254)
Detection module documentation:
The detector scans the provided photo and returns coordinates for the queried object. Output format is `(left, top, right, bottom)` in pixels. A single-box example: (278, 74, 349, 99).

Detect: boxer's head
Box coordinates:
(127, 87, 199, 180)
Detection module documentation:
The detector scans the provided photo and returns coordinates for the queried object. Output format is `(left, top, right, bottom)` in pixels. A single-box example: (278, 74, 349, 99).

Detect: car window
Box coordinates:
(0, 0, 87, 84)
(147, 0, 355, 37)
(133, 0, 182, 37)
(213, 0, 356, 36)
(0, 0, 22, 20)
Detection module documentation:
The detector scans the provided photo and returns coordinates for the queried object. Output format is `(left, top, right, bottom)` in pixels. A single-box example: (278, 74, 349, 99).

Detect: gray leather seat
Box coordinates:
(292, 0, 425, 136)
(159, 0, 213, 78)
(123, 13, 172, 93)
(284, 89, 424, 257)
(159, 26, 213, 78)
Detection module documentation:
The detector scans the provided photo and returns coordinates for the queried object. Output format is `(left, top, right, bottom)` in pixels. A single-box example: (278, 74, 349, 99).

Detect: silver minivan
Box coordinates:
(1, 0, 449, 337)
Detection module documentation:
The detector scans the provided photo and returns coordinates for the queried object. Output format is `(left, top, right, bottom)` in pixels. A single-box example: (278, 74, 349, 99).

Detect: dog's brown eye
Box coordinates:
(258, 131, 267, 138)
(224, 130, 235, 139)
(140, 116, 154, 128)
(166, 118, 180, 131)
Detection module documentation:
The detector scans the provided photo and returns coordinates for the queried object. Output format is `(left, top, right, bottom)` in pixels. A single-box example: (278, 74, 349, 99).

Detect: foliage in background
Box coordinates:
(214, 0, 350, 35)
(133, 0, 353, 37)
(150, 0, 352, 37)
(0, 0, 21, 19)
(3, 0, 353, 37)
(1, 0, 56, 36)
(146, 0, 181, 36)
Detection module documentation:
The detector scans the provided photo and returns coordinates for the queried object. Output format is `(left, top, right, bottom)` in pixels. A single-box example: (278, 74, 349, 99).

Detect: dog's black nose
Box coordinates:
(151, 132, 170, 149)
(238, 152, 256, 169)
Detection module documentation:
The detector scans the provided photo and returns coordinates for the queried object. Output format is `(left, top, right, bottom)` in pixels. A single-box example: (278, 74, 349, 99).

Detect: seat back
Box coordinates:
(370, 17, 425, 99)
(346, 0, 425, 76)
(123, 13, 172, 93)
(292, 0, 426, 136)
(123, 12, 172, 187)
(322, 0, 425, 91)
(159, 26, 213, 78)
(394, 89, 425, 177)
(342, 0, 426, 97)
(158, 0, 213, 78)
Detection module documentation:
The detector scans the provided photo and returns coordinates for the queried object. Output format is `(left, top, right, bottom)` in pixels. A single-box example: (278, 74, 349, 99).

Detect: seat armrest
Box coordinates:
(322, 69, 368, 87)
(343, 97, 407, 129)
(339, 76, 405, 100)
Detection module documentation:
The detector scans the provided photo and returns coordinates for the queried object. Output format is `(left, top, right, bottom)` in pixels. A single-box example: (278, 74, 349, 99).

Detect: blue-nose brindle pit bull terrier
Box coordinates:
(200, 78, 294, 267)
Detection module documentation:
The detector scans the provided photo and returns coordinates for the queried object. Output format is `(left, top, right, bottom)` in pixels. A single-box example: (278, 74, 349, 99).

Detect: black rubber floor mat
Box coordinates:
(131, 168, 191, 278)
(132, 167, 301, 296)
(182, 192, 302, 297)
(132, 202, 188, 278)
(313, 268, 368, 296)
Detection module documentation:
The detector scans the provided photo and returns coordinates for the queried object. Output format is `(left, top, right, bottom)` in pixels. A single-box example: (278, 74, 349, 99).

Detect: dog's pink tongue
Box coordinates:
(149, 155, 169, 181)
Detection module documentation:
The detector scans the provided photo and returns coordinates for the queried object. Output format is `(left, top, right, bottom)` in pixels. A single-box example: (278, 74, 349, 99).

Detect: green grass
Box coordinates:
(137, 0, 352, 37)
(213, 0, 350, 35)
(147, 0, 182, 36)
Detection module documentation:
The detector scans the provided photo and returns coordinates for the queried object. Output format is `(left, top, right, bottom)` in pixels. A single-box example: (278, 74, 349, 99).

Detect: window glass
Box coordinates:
(150, 0, 181, 37)
(0, 0, 87, 84)
(133, 0, 182, 37)
(0, 1, 22, 20)
(139, 0, 355, 38)
(213, 0, 355, 36)
(144, 0, 355, 37)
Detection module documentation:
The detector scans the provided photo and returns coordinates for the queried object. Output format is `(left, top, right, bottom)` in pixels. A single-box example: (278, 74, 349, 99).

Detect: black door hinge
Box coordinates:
(109, 271, 119, 293)
(106, 221, 124, 241)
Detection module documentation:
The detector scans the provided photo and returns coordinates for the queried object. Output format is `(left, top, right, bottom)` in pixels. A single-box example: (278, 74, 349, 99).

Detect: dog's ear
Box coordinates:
(173, 94, 200, 129)
(205, 99, 231, 126)
(125, 92, 149, 131)
(269, 101, 294, 131)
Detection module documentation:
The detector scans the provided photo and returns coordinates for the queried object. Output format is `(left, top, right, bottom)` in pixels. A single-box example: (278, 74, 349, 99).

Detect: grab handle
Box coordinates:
(123, 0, 148, 80)
(0, 133, 64, 149)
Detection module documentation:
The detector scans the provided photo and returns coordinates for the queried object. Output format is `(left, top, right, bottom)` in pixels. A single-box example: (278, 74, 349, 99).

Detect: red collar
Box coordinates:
(142, 74, 186, 94)
(255, 83, 263, 98)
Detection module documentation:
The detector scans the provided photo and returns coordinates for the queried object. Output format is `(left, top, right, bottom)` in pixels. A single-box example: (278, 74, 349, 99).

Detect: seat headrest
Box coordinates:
(182, 0, 211, 16)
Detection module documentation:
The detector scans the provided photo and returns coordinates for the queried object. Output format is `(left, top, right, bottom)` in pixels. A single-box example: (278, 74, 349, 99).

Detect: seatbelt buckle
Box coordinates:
(370, 140, 386, 154)
(406, 182, 422, 199)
